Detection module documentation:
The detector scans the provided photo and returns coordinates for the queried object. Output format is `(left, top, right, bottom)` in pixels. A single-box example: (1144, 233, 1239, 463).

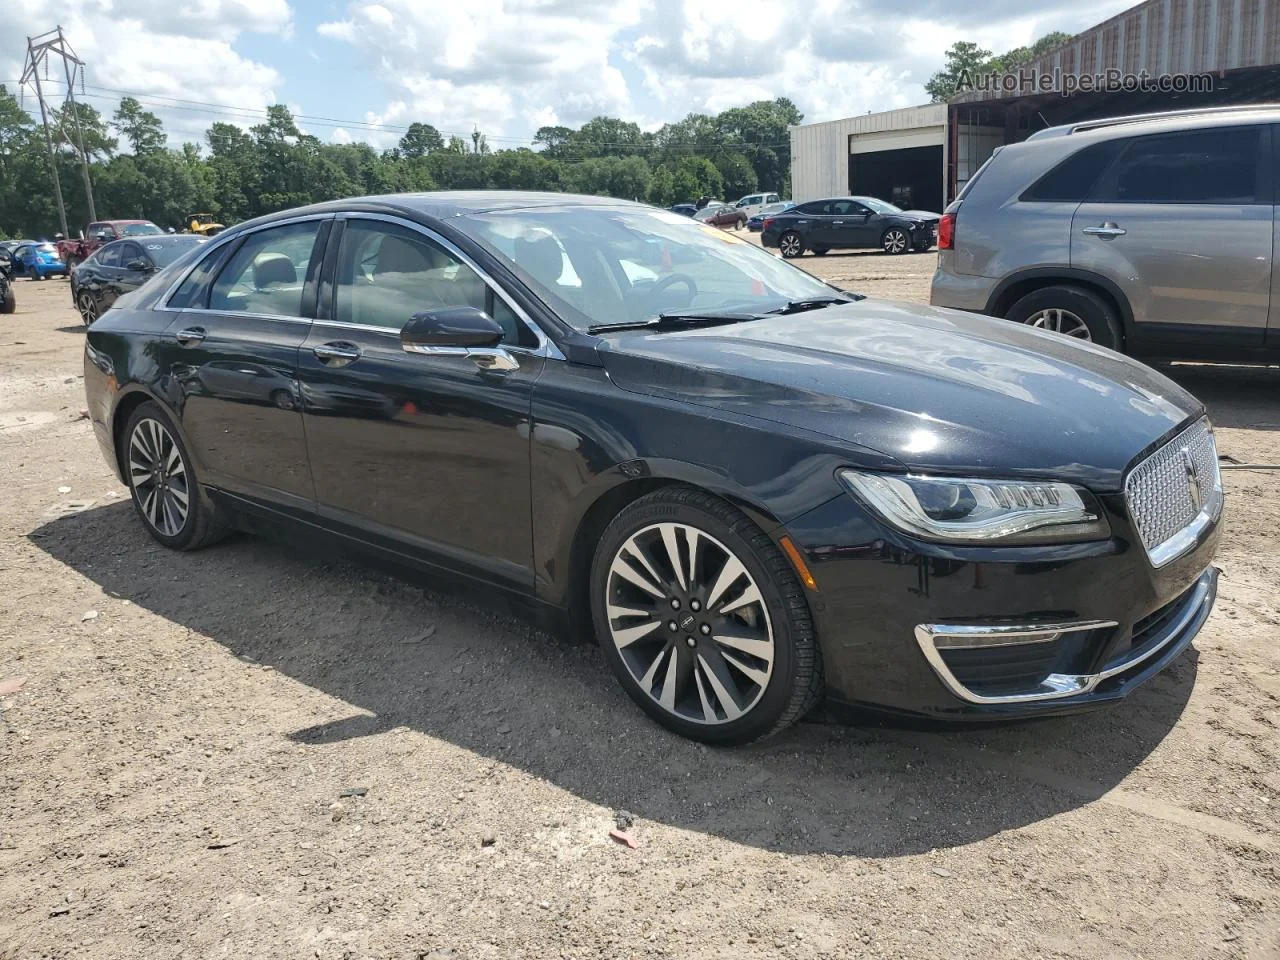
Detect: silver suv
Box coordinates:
(930, 105, 1278, 360)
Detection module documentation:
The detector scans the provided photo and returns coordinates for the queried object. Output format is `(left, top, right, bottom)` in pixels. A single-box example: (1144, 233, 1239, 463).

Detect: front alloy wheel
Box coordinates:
(591, 486, 822, 744)
(882, 228, 909, 254)
(779, 231, 804, 258)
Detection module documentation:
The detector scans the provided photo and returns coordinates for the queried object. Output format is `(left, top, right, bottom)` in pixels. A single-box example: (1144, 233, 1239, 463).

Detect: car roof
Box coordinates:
(1028, 104, 1280, 142)
(234, 191, 649, 233)
(98, 219, 155, 225)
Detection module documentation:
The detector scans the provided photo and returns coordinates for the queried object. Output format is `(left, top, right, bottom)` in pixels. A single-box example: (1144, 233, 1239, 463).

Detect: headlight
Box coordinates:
(837, 470, 1110, 545)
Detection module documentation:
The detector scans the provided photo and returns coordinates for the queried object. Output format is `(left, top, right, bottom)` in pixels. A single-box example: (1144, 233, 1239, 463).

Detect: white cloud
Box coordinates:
(329, 127, 354, 144)
(0, 1, 292, 147)
(318, 0, 1135, 142)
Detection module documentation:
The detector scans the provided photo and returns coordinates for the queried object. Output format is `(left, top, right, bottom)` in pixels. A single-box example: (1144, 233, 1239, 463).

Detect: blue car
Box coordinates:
(11, 241, 67, 280)
(747, 200, 795, 232)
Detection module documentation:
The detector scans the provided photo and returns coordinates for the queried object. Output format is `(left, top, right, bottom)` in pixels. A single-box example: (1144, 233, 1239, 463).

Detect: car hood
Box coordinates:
(598, 300, 1202, 491)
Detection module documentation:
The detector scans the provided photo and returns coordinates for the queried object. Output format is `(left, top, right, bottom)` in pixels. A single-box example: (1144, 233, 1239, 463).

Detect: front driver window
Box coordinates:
(209, 220, 321, 318)
(334, 220, 531, 345)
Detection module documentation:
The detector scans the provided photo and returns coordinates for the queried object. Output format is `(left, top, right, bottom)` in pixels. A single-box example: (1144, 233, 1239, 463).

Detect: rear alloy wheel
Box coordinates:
(882, 228, 909, 255)
(779, 231, 804, 258)
(591, 486, 822, 744)
(122, 402, 229, 550)
(77, 291, 97, 326)
(1005, 284, 1122, 351)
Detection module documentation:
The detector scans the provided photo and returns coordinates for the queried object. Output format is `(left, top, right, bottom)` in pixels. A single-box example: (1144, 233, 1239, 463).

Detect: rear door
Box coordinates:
(163, 216, 329, 517)
(1071, 124, 1272, 347)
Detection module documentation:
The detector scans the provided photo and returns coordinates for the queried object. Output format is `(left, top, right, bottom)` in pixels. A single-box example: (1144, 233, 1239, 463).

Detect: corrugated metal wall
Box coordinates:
(789, 104, 946, 202)
(952, 0, 1280, 103)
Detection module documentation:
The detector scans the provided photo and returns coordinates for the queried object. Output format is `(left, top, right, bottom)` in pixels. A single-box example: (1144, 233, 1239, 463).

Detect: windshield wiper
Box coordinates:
(587, 311, 764, 334)
(768, 295, 862, 315)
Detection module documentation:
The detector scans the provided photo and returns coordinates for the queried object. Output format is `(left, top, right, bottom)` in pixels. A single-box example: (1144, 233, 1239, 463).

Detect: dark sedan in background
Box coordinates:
(83, 191, 1220, 745)
(762, 196, 940, 256)
(72, 234, 206, 325)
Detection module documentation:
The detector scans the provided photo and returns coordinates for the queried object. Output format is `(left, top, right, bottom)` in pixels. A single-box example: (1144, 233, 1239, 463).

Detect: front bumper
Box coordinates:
(781, 489, 1221, 720)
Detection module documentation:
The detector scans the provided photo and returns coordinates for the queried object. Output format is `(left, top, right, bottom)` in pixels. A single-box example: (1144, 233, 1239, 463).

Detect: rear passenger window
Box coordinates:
(1100, 127, 1263, 204)
(98, 244, 122, 268)
(209, 221, 322, 317)
(1021, 141, 1120, 202)
(795, 201, 829, 215)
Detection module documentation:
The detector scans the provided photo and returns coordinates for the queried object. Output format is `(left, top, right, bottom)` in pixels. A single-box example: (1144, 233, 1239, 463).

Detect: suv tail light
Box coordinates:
(938, 212, 956, 250)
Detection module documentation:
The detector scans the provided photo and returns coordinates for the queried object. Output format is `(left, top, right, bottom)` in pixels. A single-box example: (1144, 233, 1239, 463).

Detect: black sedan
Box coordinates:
(71, 235, 207, 325)
(761, 196, 939, 257)
(82, 192, 1221, 744)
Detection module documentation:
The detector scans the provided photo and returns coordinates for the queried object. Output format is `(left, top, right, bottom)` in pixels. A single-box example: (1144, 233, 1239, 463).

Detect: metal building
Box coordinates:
(790, 0, 1280, 209)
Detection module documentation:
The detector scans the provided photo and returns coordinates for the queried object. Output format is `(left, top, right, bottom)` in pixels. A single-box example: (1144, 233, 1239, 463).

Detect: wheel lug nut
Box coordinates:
(700, 623, 711, 635)
(690, 600, 701, 612)
(668, 621, 678, 631)
(670, 598, 680, 609)
(685, 636, 696, 648)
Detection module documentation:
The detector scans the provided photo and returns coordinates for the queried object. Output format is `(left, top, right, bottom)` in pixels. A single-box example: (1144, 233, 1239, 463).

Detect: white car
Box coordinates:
(734, 191, 781, 218)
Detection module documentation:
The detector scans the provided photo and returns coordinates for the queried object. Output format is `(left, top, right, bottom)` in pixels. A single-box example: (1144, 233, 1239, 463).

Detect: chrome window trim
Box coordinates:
(334, 212, 566, 360)
(154, 212, 337, 313)
(913, 566, 1216, 705)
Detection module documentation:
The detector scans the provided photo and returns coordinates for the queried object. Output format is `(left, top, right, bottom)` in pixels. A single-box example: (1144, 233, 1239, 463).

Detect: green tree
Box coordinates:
(398, 121, 444, 158)
(926, 41, 992, 102)
(113, 97, 166, 154)
(533, 125, 574, 157)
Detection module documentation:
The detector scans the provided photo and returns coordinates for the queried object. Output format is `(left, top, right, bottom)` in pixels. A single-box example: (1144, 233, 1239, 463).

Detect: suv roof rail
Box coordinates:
(1028, 103, 1280, 140)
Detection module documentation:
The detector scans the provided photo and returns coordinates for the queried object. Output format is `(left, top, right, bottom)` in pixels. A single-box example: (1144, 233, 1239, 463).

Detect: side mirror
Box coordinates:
(401, 306, 504, 350)
(126, 258, 153, 272)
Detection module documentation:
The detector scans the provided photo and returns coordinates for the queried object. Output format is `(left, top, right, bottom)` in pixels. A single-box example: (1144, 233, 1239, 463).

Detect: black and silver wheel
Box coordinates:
(77, 291, 97, 326)
(882, 228, 909, 255)
(779, 231, 804, 259)
(1005, 284, 1122, 350)
(0, 286, 14, 315)
(122, 402, 229, 550)
(591, 486, 822, 744)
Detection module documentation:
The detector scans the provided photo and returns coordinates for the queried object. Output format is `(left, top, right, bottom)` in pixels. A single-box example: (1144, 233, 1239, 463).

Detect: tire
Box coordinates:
(77, 291, 98, 326)
(779, 231, 804, 259)
(881, 228, 909, 255)
(64, 255, 78, 273)
(811, 247, 829, 256)
(590, 485, 823, 745)
(121, 401, 230, 551)
(0, 286, 14, 315)
(1005, 284, 1122, 350)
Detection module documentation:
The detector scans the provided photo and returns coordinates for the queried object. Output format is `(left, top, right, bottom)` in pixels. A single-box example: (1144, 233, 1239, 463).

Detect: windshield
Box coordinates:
(145, 237, 206, 267)
(459, 205, 839, 330)
(860, 198, 902, 214)
(120, 223, 164, 237)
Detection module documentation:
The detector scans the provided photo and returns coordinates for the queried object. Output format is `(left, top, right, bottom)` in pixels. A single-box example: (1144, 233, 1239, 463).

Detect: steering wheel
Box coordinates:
(628, 272, 698, 314)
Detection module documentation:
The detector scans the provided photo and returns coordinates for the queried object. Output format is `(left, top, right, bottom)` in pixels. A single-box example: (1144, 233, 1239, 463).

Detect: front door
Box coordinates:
(296, 216, 544, 591)
(1071, 124, 1272, 347)
(165, 217, 328, 516)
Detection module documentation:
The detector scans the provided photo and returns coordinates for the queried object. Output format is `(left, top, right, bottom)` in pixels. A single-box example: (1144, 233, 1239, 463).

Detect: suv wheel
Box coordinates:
(1005, 285, 1122, 350)
(779, 231, 804, 258)
(590, 486, 823, 745)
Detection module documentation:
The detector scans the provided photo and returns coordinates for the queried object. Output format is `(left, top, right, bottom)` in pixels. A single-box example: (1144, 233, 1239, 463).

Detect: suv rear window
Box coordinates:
(1020, 141, 1120, 202)
(1098, 127, 1263, 204)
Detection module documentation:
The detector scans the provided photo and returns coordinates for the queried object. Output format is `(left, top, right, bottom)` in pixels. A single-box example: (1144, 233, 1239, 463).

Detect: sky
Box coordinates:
(1, 0, 1139, 151)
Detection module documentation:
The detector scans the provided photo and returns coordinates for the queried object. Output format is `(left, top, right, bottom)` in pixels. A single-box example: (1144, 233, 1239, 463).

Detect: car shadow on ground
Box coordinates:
(55, 325, 86, 334)
(30, 501, 1198, 857)
(1165, 363, 1280, 432)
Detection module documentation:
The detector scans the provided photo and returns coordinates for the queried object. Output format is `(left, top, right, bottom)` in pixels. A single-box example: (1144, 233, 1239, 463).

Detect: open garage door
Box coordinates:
(848, 145, 944, 214)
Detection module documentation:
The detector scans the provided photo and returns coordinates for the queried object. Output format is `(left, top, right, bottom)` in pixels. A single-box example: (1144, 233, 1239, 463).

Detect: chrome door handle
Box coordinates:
(175, 327, 206, 345)
(313, 342, 361, 365)
(832, 220, 845, 225)
(1082, 223, 1126, 239)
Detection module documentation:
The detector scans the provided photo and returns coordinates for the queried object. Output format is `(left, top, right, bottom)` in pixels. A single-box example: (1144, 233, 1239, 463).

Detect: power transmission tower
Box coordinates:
(21, 26, 97, 236)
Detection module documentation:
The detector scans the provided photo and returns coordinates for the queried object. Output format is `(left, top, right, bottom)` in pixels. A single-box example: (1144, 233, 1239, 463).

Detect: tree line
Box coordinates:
(0, 85, 802, 240)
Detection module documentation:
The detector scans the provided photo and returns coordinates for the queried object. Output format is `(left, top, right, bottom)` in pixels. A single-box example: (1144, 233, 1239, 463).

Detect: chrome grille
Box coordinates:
(1124, 419, 1222, 567)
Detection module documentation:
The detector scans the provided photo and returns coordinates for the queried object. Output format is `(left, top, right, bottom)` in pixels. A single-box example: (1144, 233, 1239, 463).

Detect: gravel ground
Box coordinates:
(1, 252, 1278, 960)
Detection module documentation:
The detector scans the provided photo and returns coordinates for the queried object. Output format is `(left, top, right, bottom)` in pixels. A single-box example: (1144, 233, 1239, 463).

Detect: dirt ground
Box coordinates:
(2, 249, 1279, 960)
